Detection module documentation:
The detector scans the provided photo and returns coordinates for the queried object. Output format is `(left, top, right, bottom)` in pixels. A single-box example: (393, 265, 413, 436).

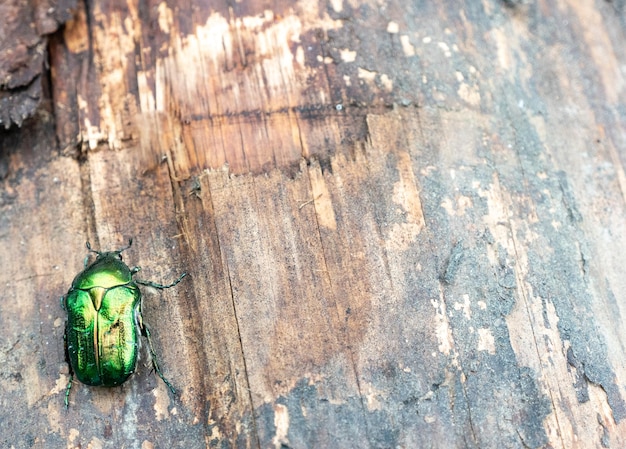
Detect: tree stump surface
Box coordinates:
(1, 1, 626, 448)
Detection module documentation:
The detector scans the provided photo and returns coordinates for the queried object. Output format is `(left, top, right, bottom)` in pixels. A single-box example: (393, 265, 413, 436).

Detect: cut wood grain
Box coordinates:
(2, 0, 626, 448)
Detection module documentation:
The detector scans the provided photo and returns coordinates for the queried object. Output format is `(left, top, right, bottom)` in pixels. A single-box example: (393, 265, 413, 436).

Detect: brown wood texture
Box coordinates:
(2, 0, 626, 447)
(0, 0, 77, 128)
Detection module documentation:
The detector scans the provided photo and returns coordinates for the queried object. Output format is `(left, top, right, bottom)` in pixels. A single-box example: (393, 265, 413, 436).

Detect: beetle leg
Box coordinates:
(141, 323, 176, 394)
(136, 272, 188, 290)
(64, 375, 73, 409)
(63, 327, 74, 408)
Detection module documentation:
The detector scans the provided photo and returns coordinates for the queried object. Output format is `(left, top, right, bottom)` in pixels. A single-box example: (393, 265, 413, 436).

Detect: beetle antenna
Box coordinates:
(117, 238, 133, 254)
(85, 241, 101, 255)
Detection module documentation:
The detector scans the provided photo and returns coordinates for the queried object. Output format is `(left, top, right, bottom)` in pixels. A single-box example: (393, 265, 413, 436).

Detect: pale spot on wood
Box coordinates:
(137, 71, 155, 112)
(50, 373, 70, 397)
(152, 386, 170, 421)
(387, 223, 422, 251)
(380, 73, 393, 91)
(358, 67, 377, 83)
(330, 0, 343, 13)
(295, 45, 305, 66)
(163, 12, 302, 116)
(25, 360, 45, 407)
(364, 385, 384, 411)
(440, 198, 456, 215)
(309, 166, 336, 230)
(441, 195, 473, 216)
(432, 294, 454, 356)
(479, 174, 514, 256)
(386, 153, 424, 250)
(457, 195, 473, 214)
(87, 437, 104, 448)
(453, 294, 471, 320)
(157, 2, 173, 34)
(477, 328, 496, 354)
(457, 82, 481, 106)
(68, 428, 80, 446)
(437, 42, 452, 57)
(400, 35, 415, 57)
(491, 28, 511, 70)
(340, 48, 357, 63)
(45, 398, 63, 434)
(272, 404, 290, 449)
(569, 1, 621, 105)
(392, 152, 424, 231)
(208, 418, 222, 440)
(387, 21, 399, 34)
(63, 7, 89, 53)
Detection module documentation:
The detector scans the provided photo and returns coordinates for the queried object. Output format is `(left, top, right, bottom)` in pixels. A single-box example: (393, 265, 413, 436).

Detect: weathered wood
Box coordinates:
(0, 0, 76, 128)
(2, 0, 626, 448)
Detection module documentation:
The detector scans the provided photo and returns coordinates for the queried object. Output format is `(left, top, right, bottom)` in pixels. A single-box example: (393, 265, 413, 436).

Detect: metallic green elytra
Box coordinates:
(63, 239, 187, 407)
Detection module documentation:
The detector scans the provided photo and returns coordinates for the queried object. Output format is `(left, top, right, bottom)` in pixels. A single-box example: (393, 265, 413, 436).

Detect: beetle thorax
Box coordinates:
(89, 286, 106, 310)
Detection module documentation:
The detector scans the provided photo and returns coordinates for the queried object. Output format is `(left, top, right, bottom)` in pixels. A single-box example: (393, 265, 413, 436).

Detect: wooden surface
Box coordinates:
(2, 0, 626, 447)
(0, 0, 76, 128)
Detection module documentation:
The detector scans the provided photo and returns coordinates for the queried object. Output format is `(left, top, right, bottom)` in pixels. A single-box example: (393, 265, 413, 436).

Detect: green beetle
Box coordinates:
(62, 239, 186, 407)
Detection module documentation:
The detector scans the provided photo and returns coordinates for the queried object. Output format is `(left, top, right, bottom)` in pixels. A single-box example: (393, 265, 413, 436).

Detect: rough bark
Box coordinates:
(1, 0, 626, 448)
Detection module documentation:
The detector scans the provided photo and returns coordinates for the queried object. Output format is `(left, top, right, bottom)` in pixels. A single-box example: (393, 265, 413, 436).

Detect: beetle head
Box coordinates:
(85, 238, 133, 261)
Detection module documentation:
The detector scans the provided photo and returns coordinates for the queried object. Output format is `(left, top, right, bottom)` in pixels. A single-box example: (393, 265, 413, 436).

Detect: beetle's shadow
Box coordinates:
(77, 384, 133, 410)
(72, 365, 166, 411)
